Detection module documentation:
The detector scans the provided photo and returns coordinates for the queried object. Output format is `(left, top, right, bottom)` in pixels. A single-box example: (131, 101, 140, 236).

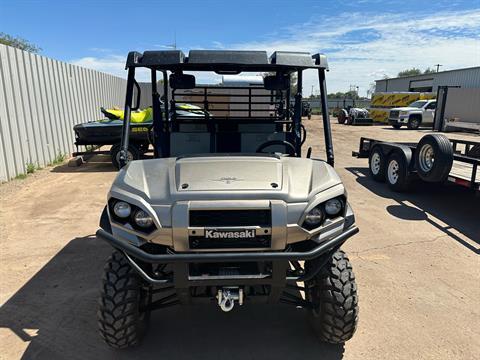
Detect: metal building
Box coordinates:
(375, 66, 480, 92)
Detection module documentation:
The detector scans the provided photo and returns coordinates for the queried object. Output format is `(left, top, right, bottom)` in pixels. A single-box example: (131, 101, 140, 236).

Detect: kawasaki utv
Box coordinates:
(96, 49, 359, 348)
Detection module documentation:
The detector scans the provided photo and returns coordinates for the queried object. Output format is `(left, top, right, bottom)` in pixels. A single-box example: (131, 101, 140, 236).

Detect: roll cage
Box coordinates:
(119, 50, 334, 166)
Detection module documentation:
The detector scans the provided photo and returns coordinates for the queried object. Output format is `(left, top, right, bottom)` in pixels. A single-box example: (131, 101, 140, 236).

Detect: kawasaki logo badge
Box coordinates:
(205, 229, 256, 239)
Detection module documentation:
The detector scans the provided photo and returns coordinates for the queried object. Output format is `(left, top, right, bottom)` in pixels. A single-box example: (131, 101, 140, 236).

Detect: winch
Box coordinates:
(217, 287, 244, 312)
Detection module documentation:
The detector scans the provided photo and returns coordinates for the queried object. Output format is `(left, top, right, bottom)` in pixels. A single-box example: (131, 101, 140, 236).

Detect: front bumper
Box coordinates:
(388, 117, 408, 125)
(97, 225, 358, 286)
(97, 225, 358, 264)
(98, 225, 358, 306)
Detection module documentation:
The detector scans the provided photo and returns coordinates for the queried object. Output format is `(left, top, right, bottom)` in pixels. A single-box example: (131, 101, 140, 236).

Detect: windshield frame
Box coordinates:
(118, 50, 335, 167)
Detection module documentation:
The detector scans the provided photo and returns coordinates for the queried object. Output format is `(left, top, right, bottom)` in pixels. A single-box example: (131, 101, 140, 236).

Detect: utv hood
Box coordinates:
(113, 155, 343, 204)
(175, 156, 282, 191)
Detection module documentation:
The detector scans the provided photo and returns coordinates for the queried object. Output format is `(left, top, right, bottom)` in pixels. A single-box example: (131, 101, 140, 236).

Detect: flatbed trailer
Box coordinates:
(352, 134, 479, 193)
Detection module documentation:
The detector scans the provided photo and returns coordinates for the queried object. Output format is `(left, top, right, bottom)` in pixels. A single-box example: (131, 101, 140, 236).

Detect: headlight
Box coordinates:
(113, 201, 131, 218)
(399, 111, 409, 116)
(325, 198, 343, 216)
(303, 207, 324, 229)
(133, 210, 153, 228)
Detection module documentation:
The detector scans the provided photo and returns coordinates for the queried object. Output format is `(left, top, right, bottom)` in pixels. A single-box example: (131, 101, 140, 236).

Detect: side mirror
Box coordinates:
(264, 75, 289, 91)
(169, 73, 196, 89)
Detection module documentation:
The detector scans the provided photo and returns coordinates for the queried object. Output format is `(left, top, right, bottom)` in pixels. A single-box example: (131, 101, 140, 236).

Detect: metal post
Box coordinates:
(155, 71, 170, 157)
(162, 71, 169, 122)
(318, 69, 334, 166)
(119, 66, 136, 167)
(248, 87, 252, 118)
(286, 86, 291, 120)
(293, 70, 302, 157)
(151, 69, 163, 158)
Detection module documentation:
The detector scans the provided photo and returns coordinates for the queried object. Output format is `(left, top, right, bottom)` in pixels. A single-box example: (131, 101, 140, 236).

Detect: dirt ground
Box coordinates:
(1, 119, 479, 360)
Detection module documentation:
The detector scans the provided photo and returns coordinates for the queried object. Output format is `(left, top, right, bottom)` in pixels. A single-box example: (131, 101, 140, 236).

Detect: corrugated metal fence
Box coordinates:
(0, 44, 129, 181)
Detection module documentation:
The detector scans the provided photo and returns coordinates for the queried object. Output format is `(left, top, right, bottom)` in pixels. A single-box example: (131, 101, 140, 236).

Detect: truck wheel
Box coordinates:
(338, 109, 347, 124)
(386, 152, 410, 192)
(110, 144, 140, 169)
(98, 251, 150, 349)
(415, 134, 453, 182)
(368, 146, 386, 182)
(306, 250, 359, 344)
(407, 116, 421, 130)
(392, 124, 401, 129)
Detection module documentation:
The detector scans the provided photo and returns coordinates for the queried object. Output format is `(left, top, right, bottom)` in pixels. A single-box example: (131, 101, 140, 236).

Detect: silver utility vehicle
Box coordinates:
(96, 50, 359, 349)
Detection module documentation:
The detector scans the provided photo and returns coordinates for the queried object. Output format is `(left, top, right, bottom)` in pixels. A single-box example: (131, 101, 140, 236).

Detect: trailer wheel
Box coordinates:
(306, 250, 359, 344)
(368, 146, 386, 182)
(110, 144, 140, 169)
(98, 251, 150, 349)
(386, 152, 410, 192)
(407, 115, 421, 130)
(392, 123, 401, 129)
(415, 134, 453, 182)
(338, 109, 347, 124)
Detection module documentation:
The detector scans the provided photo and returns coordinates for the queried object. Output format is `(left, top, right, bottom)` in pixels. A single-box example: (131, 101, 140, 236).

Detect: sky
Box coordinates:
(1, 0, 479, 96)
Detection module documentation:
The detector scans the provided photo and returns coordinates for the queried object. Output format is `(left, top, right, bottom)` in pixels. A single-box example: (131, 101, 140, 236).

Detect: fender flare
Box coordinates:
(99, 206, 112, 234)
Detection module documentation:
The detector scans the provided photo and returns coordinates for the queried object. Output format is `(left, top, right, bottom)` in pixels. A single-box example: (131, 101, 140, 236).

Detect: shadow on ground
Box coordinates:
(0, 236, 344, 360)
(346, 167, 480, 254)
(51, 154, 117, 173)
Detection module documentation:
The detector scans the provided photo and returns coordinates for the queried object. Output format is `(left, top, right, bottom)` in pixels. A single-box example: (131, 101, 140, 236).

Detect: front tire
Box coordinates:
(98, 251, 150, 349)
(407, 116, 421, 130)
(392, 123, 401, 129)
(306, 250, 359, 344)
(338, 109, 347, 124)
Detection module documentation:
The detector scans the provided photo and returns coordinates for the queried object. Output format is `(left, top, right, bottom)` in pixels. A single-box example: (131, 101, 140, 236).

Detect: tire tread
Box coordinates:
(308, 250, 359, 344)
(97, 251, 146, 349)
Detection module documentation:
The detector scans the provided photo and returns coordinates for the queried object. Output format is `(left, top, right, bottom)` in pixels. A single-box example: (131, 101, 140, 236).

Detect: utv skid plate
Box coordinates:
(96, 226, 358, 311)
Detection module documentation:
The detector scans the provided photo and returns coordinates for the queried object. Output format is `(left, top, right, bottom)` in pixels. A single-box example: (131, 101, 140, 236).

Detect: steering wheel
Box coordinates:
(256, 140, 297, 156)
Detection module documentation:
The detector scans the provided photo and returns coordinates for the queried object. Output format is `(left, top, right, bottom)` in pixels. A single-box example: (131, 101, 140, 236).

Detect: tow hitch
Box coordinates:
(217, 287, 244, 312)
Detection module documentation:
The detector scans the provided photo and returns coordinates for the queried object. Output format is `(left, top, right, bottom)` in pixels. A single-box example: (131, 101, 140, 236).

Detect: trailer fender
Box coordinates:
(380, 144, 414, 171)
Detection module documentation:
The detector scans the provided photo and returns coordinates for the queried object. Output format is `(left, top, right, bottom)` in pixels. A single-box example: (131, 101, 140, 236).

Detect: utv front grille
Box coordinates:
(189, 235, 271, 249)
(188, 209, 272, 249)
(189, 209, 271, 227)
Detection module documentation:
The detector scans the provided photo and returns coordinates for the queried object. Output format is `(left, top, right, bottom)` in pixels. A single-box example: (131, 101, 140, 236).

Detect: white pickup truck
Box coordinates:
(388, 99, 436, 130)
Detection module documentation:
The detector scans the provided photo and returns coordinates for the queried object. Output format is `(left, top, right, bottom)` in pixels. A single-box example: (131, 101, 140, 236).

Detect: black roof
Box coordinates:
(126, 50, 328, 72)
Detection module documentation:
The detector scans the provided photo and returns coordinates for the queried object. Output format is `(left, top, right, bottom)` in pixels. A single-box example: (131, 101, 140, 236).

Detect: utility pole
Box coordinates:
(435, 64, 442, 72)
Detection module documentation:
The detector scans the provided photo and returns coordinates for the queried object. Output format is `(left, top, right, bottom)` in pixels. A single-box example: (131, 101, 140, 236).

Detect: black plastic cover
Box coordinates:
(270, 51, 314, 67)
(129, 50, 185, 68)
(188, 50, 268, 65)
(125, 49, 328, 70)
